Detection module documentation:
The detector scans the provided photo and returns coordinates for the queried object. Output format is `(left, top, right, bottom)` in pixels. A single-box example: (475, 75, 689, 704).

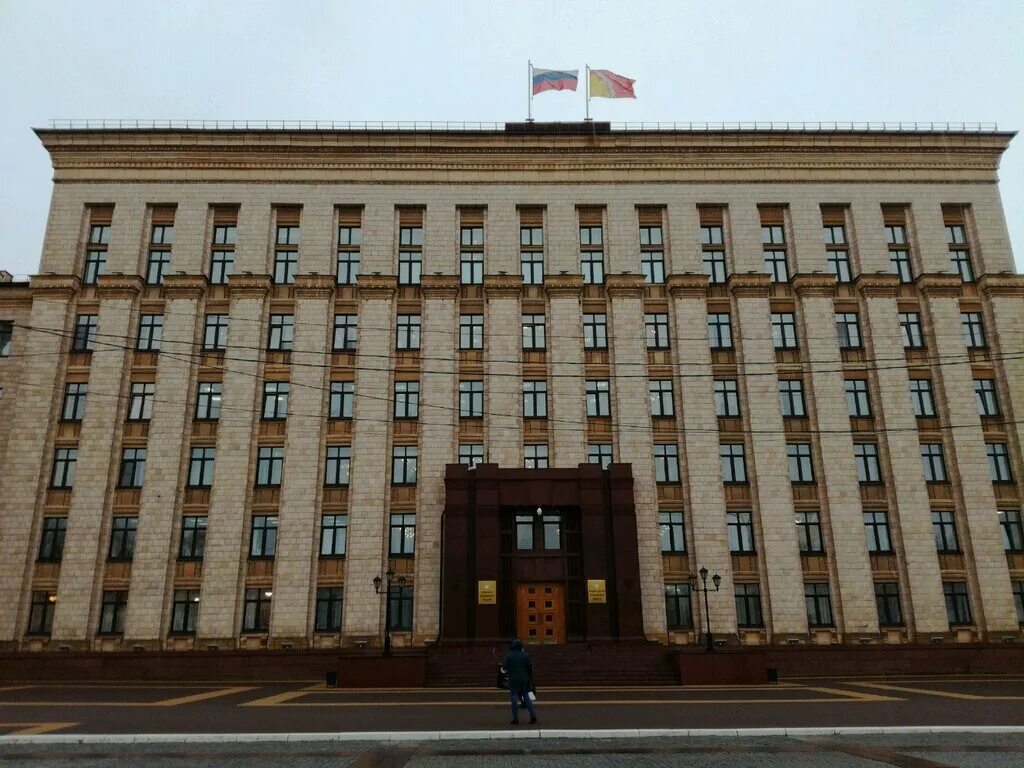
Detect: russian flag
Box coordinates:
(532, 68, 579, 95)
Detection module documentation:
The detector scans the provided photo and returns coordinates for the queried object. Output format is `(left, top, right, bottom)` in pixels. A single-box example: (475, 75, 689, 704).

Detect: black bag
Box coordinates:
(496, 665, 509, 690)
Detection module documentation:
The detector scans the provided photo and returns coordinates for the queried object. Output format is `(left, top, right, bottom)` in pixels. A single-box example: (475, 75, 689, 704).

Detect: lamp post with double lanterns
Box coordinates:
(373, 568, 407, 657)
(689, 566, 722, 652)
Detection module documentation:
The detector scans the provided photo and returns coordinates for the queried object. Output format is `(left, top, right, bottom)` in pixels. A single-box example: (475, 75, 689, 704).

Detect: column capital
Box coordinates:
(667, 273, 709, 299)
(227, 272, 272, 298)
(162, 274, 209, 300)
(29, 273, 80, 300)
(916, 273, 964, 299)
(356, 273, 398, 299)
(978, 273, 1024, 299)
(422, 274, 461, 299)
(855, 273, 900, 299)
(605, 273, 646, 298)
(293, 273, 337, 300)
(544, 273, 584, 298)
(482, 273, 523, 299)
(727, 272, 771, 298)
(792, 272, 837, 298)
(96, 273, 144, 300)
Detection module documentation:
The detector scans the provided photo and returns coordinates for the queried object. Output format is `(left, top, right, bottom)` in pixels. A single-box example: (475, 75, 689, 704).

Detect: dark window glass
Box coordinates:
(195, 382, 222, 421)
(875, 582, 903, 626)
(242, 587, 272, 632)
(118, 448, 147, 488)
(943, 581, 972, 625)
(37, 517, 67, 562)
(315, 587, 344, 632)
(171, 588, 201, 634)
(659, 511, 686, 553)
(665, 583, 693, 629)
(863, 511, 892, 553)
(256, 446, 284, 486)
(249, 515, 278, 558)
(804, 582, 833, 627)
(324, 446, 351, 486)
(179, 516, 207, 560)
(727, 511, 755, 553)
(61, 383, 88, 421)
(735, 583, 763, 628)
(107, 516, 137, 561)
(329, 381, 354, 419)
(99, 590, 128, 634)
(320, 514, 348, 557)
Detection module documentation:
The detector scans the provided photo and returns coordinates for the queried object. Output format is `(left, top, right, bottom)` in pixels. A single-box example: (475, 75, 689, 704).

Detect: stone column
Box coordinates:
(668, 274, 735, 636)
(728, 273, 807, 638)
(979, 275, 1024, 489)
(544, 274, 586, 467)
(299, 202, 337, 277)
(270, 275, 334, 644)
(919, 274, 1018, 634)
(342, 274, 397, 640)
(485, 202, 518, 276)
(52, 275, 141, 644)
(849, 199, 889, 274)
(793, 274, 878, 637)
(858, 275, 947, 635)
(124, 276, 205, 644)
(606, 201, 638, 275)
(413, 275, 460, 641)
(607, 275, 667, 640)
(0, 276, 77, 644)
(104, 202, 145, 274)
(665, 203, 701, 274)
(196, 273, 269, 644)
(485, 275, 523, 468)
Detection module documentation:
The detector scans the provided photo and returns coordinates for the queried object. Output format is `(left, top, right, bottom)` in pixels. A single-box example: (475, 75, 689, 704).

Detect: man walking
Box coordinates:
(503, 638, 538, 725)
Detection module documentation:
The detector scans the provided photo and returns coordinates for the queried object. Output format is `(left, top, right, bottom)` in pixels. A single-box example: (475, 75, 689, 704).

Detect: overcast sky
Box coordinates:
(0, 0, 1021, 277)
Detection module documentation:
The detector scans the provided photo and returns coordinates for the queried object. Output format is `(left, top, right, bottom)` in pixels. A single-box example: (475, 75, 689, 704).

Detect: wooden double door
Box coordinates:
(515, 583, 566, 645)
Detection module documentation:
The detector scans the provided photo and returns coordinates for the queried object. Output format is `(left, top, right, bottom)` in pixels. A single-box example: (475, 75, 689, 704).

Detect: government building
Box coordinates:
(0, 121, 1022, 663)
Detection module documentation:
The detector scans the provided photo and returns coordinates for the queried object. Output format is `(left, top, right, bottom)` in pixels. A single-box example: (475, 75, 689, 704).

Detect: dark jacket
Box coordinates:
(503, 643, 533, 689)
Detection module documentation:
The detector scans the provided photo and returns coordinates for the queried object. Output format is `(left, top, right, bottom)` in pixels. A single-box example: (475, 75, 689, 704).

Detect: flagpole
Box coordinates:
(528, 60, 533, 122)
(585, 65, 590, 121)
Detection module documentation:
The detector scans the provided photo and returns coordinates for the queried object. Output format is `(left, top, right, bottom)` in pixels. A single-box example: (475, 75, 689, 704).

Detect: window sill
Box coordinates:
(318, 554, 346, 560)
(388, 553, 415, 559)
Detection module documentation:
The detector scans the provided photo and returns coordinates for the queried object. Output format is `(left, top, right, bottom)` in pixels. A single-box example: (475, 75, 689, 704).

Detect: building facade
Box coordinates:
(0, 122, 1023, 654)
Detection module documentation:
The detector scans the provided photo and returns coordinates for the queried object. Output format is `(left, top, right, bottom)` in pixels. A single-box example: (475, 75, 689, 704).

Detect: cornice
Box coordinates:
(162, 273, 208, 300)
(482, 273, 523, 299)
(29, 274, 80, 300)
(856, 273, 901, 299)
(792, 273, 838, 298)
(667, 273, 710, 299)
(357, 273, 398, 299)
(727, 272, 772, 298)
(293, 273, 337, 300)
(605, 274, 646, 298)
(978, 273, 1024, 300)
(544, 273, 584, 298)
(96, 274, 143, 300)
(421, 274, 461, 299)
(227, 272, 272, 298)
(916, 273, 964, 299)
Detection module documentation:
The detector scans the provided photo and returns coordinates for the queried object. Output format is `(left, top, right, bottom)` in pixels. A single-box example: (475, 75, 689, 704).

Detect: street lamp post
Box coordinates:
(373, 568, 407, 657)
(689, 566, 722, 652)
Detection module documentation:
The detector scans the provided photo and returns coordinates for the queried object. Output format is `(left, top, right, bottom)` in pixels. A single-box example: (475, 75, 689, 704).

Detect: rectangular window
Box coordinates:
(187, 447, 216, 488)
(961, 312, 985, 349)
(203, 314, 228, 350)
(392, 446, 418, 485)
(864, 511, 892, 553)
(320, 514, 348, 557)
(389, 513, 416, 556)
(771, 312, 797, 349)
(720, 444, 747, 483)
(909, 379, 936, 418)
(524, 443, 549, 469)
(336, 214, 362, 286)
(1013, 581, 1024, 624)
(249, 515, 278, 558)
(943, 581, 972, 625)
(945, 211, 975, 282)
(950, 249, 975, 283)
(855, 443, 882, 484)
(137, 315, 163, 352)
(796, 511, 823, 553)
(333, 314, 358, 351)
(389, 585, 414, 631)
(27, 590, 56, 635)
(885, 213, 914, 283)
(242, 587, 272, 632)
(99, 590, 128, 634)
(974, 379, 1000, 417)
(900, 312, 924, 349)
(459, 444, 484, 468)
(823, 221, 853, 283)
(707, 313, 732, 349)
(779, 379, 805, 417)
(171, 589, 200, 634)
(61, 382, 88, 421)
(460, 224, 484, 285)
(0, 321, 11, 356)
(315, 587, 344, 632)
(921, 443, 947, 482)
(83, 218, 111, 285)
(73, 314, 98, 352)
(273, 218, 300, 285)
(210, 217, 237, 285)
(459, 314, 484, 350)
(394, 381, 420, 419)
(267, 314, 294, 351)
(146, 222, 173, 284)
(761, 219, 790, 283)
(395, 314, 421, 351)
(645, 313, 670, 349)
(999, 510, 1024, 552)
(523, 380, 548, 418)
(735, 583, 763, 628)
(107, 516, 137, 561)
(118, 447, 147, 488)
(987, 443, 1014, 483)
(714, 379, 740, 417)
(653, 444, 680, 483)
(256, 446, 284, 486)
(639, 224, 665, 284)
(261, 381, 289, 420)
(520, 220, 545, 284)
(579, 223, 605, 284)
(727, 511, 755, 553)
(51, 448, 77, 489)
(835, 312, 861, 349)
(649, 380, 674, 417)
(932, 510, 960, 553)
(516, 513, 534, 550)
(329, 381, 354, 419)
(543, 513, 562, 550)
(804, 582, 834, 627)
(522, 314, 546, 350)
(665, 583, 693, 629)
(178, 515, 208, 560)
(398, 223, 423, 285)
(587, 443, 613, 469)
(659, 511, 686, 553)
(700, 212, 728, 284)
(459, 380, 483, 418)
(37, 516, 67, 561)
(787, 443, 815, 483)
(585, 379, 611, 417)
(195, 382, 222, 421)
(583, 313, 607, 349)
(845, 379, 871, 417)
(875, 582, 903, 626)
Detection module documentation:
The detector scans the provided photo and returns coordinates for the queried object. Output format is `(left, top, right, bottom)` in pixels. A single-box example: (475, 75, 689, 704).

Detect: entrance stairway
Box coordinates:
(426, 642, 679, 687)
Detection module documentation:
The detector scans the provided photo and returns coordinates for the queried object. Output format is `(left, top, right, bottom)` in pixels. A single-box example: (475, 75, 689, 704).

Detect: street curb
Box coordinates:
(4, 726, 1024, 745)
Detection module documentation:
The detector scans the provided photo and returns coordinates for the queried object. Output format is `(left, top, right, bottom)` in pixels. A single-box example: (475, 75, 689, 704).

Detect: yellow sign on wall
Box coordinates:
(587, 579, 607, 604)
(478, 580, 497, 605)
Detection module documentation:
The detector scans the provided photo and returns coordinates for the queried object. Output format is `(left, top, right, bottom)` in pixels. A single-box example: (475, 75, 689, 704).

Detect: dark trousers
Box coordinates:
(509, 683, 536, 722)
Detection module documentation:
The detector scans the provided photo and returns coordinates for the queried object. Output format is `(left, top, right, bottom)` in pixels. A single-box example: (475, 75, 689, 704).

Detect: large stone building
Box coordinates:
(0, 121, 1022, 656)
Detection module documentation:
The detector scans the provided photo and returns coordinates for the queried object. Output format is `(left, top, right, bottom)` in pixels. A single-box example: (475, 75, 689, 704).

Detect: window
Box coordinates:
(460, 226, 484, 285)
(974, 379, 1000, 417)
(398, 226, 423, 285)
(210, 224, 237, 285)
(37, 517, 67, 561)
(325, 444, 354, 487)
(171, 589, 200, 634)
(855, 443, 882, 484)
(517, 512, 563, 550)
(459, 444, 484, 468)
(542, 513, 562, 549)
(835, 312, 861, 349)
(845, 379, 871, 418)
(203, 314, 228, 350)
(337, 224, 362, 285)
(714, 379, 740, 417)
(83, 223, 110, 285)
(921, 443, 947, 482)
(665, 583, 693, 629)
(315, 587, 344, 632)
(524, 444, 549, 469)
(394, 314, 421, 351)
(523, 381, 548, 418)
(796, 511, 823, 553)
(804, 582, 834, 627)
(720, 444, 747, 483)
(459, 381, 483, 418)
(137, 315, 163, 352)
(999, 510, 1024, 552)
(389, 513, 416, 556)
(639, 225, 665, 284)
(73, 314, 97, 352)
(961, 312, 985, 349)
(522, 314, 546, 350)
(274, 224, 299, 285)
(516, 514, 534, 550)
(943, 581, 972, 625)
(649, 380, 674, 417)
(187, 447, 216, 488)
(61, 383, 88, 421)
(909, 379, 936, 418)
(585, 379, 610, 417)
(146, 224, 173, 284)
(727, 511, 755, 553)
(580, 225, 604, 284)
(771, 312, 797, 349)
(779, 380, 805, 417)
(863, 511, 892, 553)
(587, 443, 613, 469)
(932, 510, 959, 553)
(394, 381, 420, 419)
(320, 514, 348, 557)
(987, 443, 1014, 483)
(178, 516, 207, 560)
(267, 314, 294, 351)
(824, 225, 852, 283)
(899, 312, 924, 349)
(875, 582, 903, 626)
(0, 321, 12, 356)
(707, 313, 732, 349)
(249, 515, 278, 558)
(329, 381, 354, 419)
(51, 448, 77, 489)
(887, 224, 913, 283)
(333, 314, 358, 351)
(653, 444, 680, 483)
(242, 588, 272, 632)
(392, 446, 418, 485)
(787, 443, 814, 483)
(118, 447, 147, 488)
(735, 583, 763, 628)
(645, 313, 670, 349)
(762, 223, 789, 283)
(659, 511, 686, 553)
(389, 585, 413, 631)
(701, 224, 727, 284)
(583, 313, 607, 349)
(256, 446, 284, 486)
(946, 224, 974, 282)
(459, 314, 484, 350)
(1013, 581, 1024, 624)
(520, 226, 545, 284)
(261, 381, 289, 420)
(27, 591, 56, 635)
(108, 516, 137, 561)
(99, 590, 128, 634)
(195, 382, 222, 421)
